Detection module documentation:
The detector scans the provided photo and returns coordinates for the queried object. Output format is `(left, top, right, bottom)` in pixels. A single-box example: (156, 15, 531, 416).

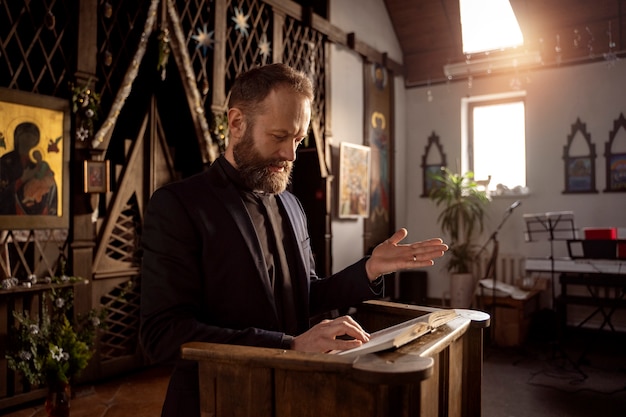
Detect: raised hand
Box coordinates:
(365, 228, 448, 281)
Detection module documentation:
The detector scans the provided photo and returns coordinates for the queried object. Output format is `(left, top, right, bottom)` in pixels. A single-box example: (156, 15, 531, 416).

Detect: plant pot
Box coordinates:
(449, 272, 475, 308)
(45, 381, 71, 417)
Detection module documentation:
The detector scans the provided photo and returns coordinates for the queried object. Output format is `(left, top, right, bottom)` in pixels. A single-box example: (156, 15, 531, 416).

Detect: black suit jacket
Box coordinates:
(140, 157, 381, 416)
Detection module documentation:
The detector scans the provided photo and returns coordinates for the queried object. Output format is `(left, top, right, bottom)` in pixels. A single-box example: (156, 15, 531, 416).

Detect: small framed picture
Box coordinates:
(338, 142, 371, 218)
(84, 160, 110, 193)
(607, 153, 626, 191)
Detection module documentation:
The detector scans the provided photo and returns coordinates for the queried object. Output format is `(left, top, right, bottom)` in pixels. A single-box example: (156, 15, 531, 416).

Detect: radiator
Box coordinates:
(443, 252, 528, 307)
(478, 252, 526, 285)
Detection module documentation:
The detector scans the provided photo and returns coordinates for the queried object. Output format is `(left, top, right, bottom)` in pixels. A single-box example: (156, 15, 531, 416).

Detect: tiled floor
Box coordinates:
(2, 365, 171, 417)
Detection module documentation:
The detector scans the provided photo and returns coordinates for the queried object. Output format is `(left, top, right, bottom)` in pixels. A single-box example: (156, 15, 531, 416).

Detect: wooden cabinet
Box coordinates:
(480, 290, 541, 346)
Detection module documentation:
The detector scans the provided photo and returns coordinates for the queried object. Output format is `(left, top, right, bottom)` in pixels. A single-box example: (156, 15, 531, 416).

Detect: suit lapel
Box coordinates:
(277, 193, 311, 311)
(277, 193, 308, 268)
(207, 163, 276, 305)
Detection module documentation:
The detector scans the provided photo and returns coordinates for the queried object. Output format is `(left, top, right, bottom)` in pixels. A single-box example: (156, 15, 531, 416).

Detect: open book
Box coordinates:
(333, 309, 459, 357)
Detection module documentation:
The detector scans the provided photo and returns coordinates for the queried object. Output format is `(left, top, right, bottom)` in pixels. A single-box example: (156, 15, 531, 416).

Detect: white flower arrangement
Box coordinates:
(6, 279, 105, 387)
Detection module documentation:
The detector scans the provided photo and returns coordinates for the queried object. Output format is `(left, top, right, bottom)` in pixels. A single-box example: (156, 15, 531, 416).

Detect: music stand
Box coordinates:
(523, 211, 578, 308)
(523, 211, 586, 377)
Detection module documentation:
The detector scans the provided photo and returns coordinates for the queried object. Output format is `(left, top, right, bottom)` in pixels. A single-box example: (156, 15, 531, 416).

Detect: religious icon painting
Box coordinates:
(0, 88, 70, 229)
(338, 142, 371, 219)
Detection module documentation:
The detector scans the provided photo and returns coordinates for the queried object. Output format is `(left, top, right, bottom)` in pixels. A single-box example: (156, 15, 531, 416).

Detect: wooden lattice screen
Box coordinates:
(96, 0, 153, 120)
(282, 14, 326, 139)
(98, 279, 141, 362)
(223, 0, 274, 89)
(0, 0, 76, 96)
(0, 231, 68, 280)
(174, 0, 216, 109)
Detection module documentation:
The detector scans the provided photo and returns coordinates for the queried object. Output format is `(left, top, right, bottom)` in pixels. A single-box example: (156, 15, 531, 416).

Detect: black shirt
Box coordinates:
(218, 157, 299, 335)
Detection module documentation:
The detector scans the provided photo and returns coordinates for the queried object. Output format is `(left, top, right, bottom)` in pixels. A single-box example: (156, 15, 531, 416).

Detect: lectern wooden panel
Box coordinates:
(182, 300, 490, 417)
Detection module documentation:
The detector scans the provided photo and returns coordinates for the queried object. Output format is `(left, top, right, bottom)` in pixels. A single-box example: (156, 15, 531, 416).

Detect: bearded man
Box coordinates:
(140, 63, 448, 416)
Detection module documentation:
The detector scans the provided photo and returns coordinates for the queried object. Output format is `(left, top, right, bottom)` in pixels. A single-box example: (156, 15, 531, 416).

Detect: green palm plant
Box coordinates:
(429, 167, 490, 273)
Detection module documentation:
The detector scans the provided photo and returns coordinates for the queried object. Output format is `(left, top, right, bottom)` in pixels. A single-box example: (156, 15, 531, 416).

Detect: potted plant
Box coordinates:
(6, 274, 105, 417)
(429, 167, 490, 307)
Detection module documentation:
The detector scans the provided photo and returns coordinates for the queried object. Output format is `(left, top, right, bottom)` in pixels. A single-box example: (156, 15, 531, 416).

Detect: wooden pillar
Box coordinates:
(212, 0, 227, 110)
(272, 9, 285, 63)
(71, 0, 99, 317)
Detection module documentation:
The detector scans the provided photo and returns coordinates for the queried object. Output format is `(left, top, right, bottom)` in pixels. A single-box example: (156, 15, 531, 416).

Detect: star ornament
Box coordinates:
(258, 33, 271, 61)
(192, 23, 214, 56)
(231, 7, 250, 37)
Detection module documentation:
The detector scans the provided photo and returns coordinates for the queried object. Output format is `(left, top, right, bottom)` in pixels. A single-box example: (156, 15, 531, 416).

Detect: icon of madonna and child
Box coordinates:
(0, 122, 60, 216)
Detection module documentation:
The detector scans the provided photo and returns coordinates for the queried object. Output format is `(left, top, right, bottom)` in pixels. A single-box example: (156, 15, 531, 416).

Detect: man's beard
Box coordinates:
(233, 128, 293, 194)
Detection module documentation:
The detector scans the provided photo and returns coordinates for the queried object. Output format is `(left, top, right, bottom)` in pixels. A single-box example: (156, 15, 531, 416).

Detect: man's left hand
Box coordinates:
(365, 228, 448, 281)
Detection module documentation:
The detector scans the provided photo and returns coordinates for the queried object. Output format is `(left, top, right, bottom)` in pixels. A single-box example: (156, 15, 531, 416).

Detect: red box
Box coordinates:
(584, 228, 617, 240)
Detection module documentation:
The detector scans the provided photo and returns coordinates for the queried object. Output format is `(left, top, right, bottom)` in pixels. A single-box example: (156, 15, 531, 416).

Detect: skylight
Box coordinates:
(460, 0, 524, 55)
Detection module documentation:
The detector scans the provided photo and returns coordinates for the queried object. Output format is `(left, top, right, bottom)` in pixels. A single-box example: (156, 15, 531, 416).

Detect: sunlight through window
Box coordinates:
(470, 99, 526, 192)
(460, 0, 524, 54)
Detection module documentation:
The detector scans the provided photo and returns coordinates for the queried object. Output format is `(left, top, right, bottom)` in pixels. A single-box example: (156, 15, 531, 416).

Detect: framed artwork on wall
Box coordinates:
(607, 153, 626, 191)
(566, 157, 594, 192)
(0, 88, 71, 229)
(338, 142, 371, 219)
(563, 117, 597, 194)
(604, 113, 626, 192)
(84, 160, 110, 193)
(363, 62, 394, 253)
(421, 132, 447, 197)
(424, 165, 444, 196)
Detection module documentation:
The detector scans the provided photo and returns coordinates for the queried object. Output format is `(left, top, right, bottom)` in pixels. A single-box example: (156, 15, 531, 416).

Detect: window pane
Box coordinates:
(472, 101, 526, 191)
(460, 0, 524, 54)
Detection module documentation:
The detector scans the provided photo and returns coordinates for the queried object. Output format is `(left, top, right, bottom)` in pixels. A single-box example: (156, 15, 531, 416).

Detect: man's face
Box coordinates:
(232, 87, 311, 194)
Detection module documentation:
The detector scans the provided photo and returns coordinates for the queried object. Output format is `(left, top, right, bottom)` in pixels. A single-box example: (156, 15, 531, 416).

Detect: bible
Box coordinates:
(333, 309, 459, 357)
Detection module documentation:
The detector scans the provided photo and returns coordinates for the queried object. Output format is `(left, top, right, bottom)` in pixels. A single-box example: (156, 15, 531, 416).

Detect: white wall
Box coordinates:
(328, 44, 366, 272)
(329, 0, 403, 63)
(329, 0, 406, 273)
(406, 59, 626, 299)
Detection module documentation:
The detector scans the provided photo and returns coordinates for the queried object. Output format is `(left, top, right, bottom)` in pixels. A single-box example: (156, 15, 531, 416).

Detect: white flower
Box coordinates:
(91, 317, 101, 327)
(19, 351, 32, 361)
(50, 345, 65, 361)
(76, 126, 89, 141)
(55, 298, 65, 308)
(85, 109, 94, 118)
(29, 324, 39, 335)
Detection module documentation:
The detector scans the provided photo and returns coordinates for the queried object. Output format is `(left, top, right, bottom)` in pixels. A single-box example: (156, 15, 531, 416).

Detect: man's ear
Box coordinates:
(228, 107, 245, 140)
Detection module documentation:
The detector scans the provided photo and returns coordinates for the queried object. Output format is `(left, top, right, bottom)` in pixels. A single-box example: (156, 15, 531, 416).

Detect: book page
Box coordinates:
(427, 309, 458, 328)
(333, 310, 458, 357)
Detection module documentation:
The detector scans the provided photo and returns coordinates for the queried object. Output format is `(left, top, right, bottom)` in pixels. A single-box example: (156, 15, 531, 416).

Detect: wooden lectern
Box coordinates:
(182, 300, 490, 417)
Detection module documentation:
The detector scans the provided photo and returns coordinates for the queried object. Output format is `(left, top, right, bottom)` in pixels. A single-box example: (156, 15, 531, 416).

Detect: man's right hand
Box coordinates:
(291, 315, 370, 353)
